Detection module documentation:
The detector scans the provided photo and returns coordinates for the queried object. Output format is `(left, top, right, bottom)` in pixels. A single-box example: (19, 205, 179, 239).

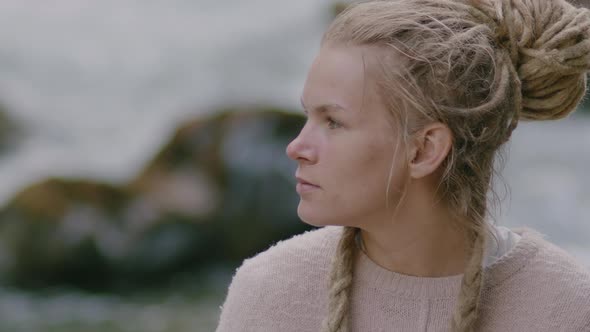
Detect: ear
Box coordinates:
(407, 123, 453, 179)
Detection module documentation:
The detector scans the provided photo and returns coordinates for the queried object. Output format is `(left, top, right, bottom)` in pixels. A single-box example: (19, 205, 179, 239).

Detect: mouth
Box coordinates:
(295, 175, 320, 193)
(295, 176, 318, 187)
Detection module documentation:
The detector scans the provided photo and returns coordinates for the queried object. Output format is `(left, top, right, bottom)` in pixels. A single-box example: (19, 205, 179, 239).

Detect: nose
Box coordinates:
(286, 124, 317, 164)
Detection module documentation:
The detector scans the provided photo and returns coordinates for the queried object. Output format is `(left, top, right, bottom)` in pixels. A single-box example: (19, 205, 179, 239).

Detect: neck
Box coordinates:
(357, 182, 470, 277)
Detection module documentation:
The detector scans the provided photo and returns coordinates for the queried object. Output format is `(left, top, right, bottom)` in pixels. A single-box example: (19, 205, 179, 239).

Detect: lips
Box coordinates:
(295, 176, 318, 187)
(295, 174, 320, 194)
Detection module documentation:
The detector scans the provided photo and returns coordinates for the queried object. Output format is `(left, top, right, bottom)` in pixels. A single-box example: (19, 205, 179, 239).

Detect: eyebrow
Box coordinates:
(300, 97, 345, 114)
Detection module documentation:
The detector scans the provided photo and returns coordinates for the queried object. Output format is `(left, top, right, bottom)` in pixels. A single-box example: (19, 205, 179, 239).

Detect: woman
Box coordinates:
(216, 0, 590, 331)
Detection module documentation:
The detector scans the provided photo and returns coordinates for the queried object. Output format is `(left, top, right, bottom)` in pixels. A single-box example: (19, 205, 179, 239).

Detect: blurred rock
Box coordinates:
(129, 107, 312, 266)
(0, 107, 312, 290)
(0, 103, 22, 154)
(129, 110, 229, 220)
(0, 178, 132, 289)
(200, 108, 312, 263)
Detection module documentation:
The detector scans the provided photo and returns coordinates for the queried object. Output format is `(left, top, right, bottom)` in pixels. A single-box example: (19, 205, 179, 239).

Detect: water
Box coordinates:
(0, 285, 224, 332)
(499, 116, 590, 267)
(0, 0, 334, 203)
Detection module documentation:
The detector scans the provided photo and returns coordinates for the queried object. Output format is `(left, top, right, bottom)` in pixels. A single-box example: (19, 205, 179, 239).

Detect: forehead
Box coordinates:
(302, 45, 372, 112)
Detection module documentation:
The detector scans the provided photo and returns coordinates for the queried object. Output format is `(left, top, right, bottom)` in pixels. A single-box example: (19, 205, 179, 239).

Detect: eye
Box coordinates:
(327, 117, 341, 129)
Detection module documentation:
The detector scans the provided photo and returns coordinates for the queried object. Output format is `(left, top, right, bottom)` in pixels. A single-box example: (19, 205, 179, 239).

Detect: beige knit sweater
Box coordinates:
(215, 226, 590, 331)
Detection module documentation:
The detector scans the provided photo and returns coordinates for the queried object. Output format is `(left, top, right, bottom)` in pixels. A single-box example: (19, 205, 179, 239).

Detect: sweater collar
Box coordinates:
(352, 227, 542, 299)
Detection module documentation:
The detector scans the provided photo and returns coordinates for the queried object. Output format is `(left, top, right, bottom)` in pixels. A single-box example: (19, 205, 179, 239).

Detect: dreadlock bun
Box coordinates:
(475, 0, 590, 120)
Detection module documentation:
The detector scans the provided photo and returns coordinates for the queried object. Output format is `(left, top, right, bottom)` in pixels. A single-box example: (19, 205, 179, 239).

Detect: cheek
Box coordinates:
(300, 149, 395, 224)
(336, 141, 408, 205)
(296, 132, 408, 226)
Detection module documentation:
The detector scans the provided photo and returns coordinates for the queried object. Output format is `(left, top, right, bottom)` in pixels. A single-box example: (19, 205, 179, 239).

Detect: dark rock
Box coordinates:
(0, 108, 312, 290)
(130, 107, 312, 266)
(0, 103, 21, 154)
(0, 178, 133, 289)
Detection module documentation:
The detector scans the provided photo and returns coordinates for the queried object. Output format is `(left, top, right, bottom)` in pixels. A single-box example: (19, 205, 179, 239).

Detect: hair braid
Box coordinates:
(450, 230, 488, 332)
(321, 226, 357, 332)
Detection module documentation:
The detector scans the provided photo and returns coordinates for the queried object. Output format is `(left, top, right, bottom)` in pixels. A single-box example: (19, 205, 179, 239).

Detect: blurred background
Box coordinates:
(0, 1, 588, 331)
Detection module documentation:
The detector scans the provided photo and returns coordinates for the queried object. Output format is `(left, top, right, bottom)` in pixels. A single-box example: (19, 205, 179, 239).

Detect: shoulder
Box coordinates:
(215, 226, 343, 331)
(488, 226, 590, 283)
(521, 227, 590, 284)
(235, 225, 342, 281)
(527, 229, 590, 310)
(485, 227, 590, 329)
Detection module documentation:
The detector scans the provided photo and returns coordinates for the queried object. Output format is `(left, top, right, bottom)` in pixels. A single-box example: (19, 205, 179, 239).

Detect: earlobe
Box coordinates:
(409, 123, 452, 179)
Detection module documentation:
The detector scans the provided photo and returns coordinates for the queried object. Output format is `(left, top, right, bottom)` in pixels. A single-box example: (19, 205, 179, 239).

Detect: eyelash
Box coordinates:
(302, 111, 342, 129)
(327, 117, 341, 129)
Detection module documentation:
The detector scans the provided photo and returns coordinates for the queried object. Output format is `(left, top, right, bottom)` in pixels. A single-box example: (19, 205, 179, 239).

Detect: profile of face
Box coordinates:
(286, 45, 410, 228)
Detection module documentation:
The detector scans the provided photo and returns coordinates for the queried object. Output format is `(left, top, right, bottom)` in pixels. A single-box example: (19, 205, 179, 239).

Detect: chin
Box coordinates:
(297, 203, 346, 227)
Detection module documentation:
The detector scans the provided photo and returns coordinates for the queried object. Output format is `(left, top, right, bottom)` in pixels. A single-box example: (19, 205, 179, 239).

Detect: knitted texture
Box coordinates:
(216, 226, 590, 332)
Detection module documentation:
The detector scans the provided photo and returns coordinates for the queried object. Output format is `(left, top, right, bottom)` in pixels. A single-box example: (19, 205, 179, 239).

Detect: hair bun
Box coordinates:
(485, 0, 590, 120)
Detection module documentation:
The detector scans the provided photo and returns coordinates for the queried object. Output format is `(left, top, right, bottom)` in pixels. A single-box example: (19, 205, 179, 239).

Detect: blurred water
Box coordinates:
(0, 265, 232, 332)
(499, 115, 590, 267)
(0, 285, 223, 332)
(0, 0, 334, 203)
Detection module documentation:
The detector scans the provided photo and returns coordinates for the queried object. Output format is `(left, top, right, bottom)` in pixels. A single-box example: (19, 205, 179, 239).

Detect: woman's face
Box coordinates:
(286, 45, 409, 227)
